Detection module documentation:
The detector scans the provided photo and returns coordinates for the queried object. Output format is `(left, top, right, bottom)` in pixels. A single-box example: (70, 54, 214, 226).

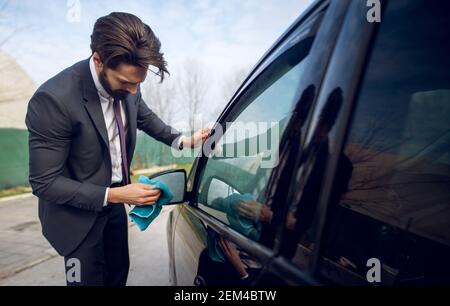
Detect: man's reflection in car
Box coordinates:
(195, 227, 261, 285)
(212, 193, 263, 241)
(262, 85, 317, 248)
(279, 88, 351, 263)
(237, 200, 273, 224)
(196, 192, 266, 285)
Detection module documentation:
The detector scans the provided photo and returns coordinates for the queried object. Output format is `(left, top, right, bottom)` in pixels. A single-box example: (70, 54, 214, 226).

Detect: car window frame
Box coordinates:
(190, 2, 328, 211)
(185, 0, 329, 195)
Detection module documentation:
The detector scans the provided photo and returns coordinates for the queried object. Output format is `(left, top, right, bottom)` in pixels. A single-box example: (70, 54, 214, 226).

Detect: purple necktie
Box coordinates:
(113, 99, 129, 185)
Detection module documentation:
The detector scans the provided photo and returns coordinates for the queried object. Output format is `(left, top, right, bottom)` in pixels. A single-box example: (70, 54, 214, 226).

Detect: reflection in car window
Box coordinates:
(197, 30, 315, 243)
(320, 0, 450, 285)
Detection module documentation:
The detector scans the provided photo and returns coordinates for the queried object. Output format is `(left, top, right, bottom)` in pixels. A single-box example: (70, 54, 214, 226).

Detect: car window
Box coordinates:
(318, 0, 450, 285)
(195, 20, 318, 244)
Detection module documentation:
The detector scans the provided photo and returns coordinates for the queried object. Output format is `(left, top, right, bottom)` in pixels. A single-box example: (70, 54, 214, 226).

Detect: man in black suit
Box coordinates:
(25, 12, 209, 286)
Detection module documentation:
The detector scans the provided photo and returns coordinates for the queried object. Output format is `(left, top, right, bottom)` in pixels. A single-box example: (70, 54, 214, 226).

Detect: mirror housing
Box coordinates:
(148, 169, 188, 204)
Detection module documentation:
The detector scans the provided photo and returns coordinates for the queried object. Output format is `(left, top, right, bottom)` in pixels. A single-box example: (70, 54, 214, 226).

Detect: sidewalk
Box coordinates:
(0, 194, 172, 285)
(0, 194, 57, 280)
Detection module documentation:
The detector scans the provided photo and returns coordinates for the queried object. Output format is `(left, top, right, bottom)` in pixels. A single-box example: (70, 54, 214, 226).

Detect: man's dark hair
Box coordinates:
(90, 12, 168, 82)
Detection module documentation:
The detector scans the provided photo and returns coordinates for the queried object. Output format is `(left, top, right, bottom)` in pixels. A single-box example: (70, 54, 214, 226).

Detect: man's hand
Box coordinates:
(237, 201, 273, 223)
(107, 183, 161, 206)
(218, 237, 247, 278)
(182, 128, 210, 148)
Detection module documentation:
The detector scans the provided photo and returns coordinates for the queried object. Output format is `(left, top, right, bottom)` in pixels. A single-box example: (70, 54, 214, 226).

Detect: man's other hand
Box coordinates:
(182, 128, 210, 148)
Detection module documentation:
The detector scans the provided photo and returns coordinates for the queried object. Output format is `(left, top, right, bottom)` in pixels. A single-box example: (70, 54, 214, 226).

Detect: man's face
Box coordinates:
(93, 53, 148, 100)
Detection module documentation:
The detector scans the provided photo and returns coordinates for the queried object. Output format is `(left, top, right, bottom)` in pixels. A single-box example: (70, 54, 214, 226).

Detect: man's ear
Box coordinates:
(92, 52, 103, 70)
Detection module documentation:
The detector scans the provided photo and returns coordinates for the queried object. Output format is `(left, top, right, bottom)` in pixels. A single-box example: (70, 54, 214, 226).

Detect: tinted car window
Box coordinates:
(319, 0, 450, 285)
(196, 24, 317, 243)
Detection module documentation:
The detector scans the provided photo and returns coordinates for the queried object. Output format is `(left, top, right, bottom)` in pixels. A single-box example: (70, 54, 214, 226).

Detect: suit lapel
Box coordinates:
(80, 59, 110, 150)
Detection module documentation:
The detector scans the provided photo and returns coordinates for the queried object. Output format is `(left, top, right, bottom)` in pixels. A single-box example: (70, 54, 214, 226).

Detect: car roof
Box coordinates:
(225, 0, 326, 110)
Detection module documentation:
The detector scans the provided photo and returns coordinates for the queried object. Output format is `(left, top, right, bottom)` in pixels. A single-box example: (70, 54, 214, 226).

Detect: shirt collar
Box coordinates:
(89, 56, 112, 100)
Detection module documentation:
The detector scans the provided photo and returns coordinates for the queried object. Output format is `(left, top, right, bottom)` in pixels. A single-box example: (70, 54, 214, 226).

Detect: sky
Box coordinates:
(0, 0, 313, 128)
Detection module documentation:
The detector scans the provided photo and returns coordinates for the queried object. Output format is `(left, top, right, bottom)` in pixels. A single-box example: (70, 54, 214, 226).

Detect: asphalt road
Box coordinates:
(0, 194, 172, 286)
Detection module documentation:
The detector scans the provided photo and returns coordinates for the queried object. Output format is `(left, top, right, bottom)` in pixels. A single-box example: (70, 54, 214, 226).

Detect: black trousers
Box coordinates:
(64, 204, 129, 286)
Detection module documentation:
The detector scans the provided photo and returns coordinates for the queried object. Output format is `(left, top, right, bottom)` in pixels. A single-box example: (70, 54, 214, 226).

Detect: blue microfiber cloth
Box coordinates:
(128, 175, 173, 231)
(224, 193, 262, 241)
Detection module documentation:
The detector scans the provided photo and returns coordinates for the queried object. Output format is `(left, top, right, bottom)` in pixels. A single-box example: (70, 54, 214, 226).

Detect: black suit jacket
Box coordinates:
(25, 58, 181, 256)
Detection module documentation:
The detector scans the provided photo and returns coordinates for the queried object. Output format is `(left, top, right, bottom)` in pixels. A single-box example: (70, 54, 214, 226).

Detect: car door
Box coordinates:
(312, 0, 450, 286)
(171, 0, 332, 286)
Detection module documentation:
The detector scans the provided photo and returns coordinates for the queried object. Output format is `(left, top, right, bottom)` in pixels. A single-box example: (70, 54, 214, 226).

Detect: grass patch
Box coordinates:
(0, 186, 32, 198)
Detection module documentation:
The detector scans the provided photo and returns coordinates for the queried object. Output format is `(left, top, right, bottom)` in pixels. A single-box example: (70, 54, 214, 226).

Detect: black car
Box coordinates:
(149, 0, 450, 286)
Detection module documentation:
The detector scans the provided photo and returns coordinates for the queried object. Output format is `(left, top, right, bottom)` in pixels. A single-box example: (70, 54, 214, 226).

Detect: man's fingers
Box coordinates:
(238, 202, 253, 213)
(141, 188, 161, 197)
(138, 183, 154, 189)
(218, 239, 227, 254)
(195, 128, 210, 144)
(222, 239, 232, 253)
(239, 202, 251, 210)
(138, 183, 161, 192)
(237, 205, 248, 214)
(241, 200, 257, 208)
(134, 189, 161, 205)
(237, 206, 252, 217)
(219, 238, 231, 256)
(142, 195, 160, 204)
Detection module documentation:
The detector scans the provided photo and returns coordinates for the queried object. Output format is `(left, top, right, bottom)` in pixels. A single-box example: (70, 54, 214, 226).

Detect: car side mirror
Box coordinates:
(148, 169, 187, 204)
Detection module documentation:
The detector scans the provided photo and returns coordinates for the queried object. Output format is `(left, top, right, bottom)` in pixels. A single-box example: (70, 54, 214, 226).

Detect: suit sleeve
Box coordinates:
(25, 91, 106, 212)
(136, 92, 182, 148)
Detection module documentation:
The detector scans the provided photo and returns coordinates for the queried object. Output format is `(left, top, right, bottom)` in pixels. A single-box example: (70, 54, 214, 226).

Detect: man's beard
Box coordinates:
(99, 70, 129, 101)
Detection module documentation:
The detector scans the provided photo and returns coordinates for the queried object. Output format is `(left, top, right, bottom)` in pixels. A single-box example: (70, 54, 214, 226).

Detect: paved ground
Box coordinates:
(0, 194, 172, 286)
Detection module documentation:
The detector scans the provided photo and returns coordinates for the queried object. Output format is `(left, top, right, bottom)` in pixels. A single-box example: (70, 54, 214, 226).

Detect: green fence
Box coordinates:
(0, 128, 29, 189)
(0, 128, 195, 189)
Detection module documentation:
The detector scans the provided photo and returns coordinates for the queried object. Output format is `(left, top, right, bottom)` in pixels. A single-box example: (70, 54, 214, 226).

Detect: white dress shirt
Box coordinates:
(89, 57, 127, 206)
